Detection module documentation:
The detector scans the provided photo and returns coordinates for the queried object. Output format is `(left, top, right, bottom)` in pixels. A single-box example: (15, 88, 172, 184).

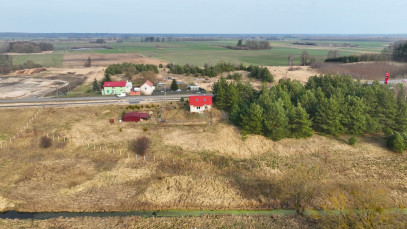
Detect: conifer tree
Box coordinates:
(170, 79, 179, 91)
(342, 96, 366, 136)
(289, 103, 313, 138)
(314, 97, 342, 136)
(92, 78, 99, 91)
(240, 103, 264, 135)
(264, 99, 290, 140)
(229, 103, 241, 126)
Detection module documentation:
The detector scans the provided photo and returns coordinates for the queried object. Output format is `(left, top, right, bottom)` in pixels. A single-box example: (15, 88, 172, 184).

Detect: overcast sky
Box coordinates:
(1, 0, 406, 34)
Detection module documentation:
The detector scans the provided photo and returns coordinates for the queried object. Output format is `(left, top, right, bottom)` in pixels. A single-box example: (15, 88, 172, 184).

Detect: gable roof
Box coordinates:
(189, 95, 212, 106)
(143, 80, 153, 87)
(103, 81, 126, 87)
(123, 112, 149, 119)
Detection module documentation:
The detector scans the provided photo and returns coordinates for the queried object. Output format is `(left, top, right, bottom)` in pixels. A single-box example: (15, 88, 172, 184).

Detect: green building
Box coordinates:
(102, 81, 126, 95)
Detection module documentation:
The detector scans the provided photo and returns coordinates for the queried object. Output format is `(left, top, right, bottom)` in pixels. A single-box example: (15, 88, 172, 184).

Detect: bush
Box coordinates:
(39, 136, 52, 148)
(387, 132, 405, 153)
(129, 136, 151, 156)
(143, 127, 148, 132)
(349, 136, 356, 145)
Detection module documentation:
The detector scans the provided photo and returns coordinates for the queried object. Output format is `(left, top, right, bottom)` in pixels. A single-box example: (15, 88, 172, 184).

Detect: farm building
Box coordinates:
(140, 80, 155, 95)
(189, 95, 212, 113)
(102, 81, 126, 95)
(122, 112, 149, 122)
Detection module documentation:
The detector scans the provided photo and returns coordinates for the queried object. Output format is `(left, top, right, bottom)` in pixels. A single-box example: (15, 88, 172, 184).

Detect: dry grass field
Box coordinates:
(0, 215, 315, 229)
(0, 103, 406, 216)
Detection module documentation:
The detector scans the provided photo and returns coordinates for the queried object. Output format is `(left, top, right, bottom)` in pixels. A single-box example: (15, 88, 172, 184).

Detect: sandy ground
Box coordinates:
(63, 53, 167, 67)
(0, 76, 68, 98)
(267, 66, 319, 84)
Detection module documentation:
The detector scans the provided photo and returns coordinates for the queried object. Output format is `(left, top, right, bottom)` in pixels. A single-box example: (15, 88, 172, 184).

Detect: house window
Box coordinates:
(107, 90, 110, 93)
(197, 106, 200, 110)
(145, 87, 147, 90)
(205, 106, 208, 109)
(196, 99, 198, 101)
(204, 98, 206, 101)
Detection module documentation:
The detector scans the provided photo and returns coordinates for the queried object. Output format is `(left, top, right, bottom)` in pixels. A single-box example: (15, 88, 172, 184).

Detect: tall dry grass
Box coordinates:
(313, 61, 407, 80)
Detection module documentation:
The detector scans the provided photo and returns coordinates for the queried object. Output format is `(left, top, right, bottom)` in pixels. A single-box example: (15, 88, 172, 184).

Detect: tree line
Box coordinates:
(324, 40, 407, 63)
(167, 62, 273, 82)
(225, 40, 271, 50)
(325, 53, 388, 63)
(0, 54, 42, 74)
(212, 74, 407, 151)
(0, 41, 54, 53)
(142, 37, 165, 42)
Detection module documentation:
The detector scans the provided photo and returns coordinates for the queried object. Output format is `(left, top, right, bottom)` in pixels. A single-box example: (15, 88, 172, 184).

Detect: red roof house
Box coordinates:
(123, 112, 149, 122)
(102, 81, 127, 95)
(103, 81, 127, 88)
(189, 95, 212, 112)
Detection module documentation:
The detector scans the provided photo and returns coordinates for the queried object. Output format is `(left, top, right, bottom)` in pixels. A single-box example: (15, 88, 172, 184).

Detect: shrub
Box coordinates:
(387, 132, 405, 153)
(349, 136, 356, 145)
(119, 128, 123, 132)
(129, 136, 151, 156)
(39, 136, 52, 148)
(143, 127, 148, 132)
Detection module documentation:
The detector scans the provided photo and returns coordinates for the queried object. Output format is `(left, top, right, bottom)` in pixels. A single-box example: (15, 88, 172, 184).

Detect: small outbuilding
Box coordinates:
(122, 112, 149, 122)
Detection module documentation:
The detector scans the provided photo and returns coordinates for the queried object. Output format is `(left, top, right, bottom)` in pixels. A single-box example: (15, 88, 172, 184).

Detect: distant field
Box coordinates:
(4, 39, 392, 68)
(10, 52, 64, 67)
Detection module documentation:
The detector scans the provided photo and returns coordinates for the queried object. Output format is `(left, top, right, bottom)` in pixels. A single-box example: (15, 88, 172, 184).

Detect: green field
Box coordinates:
(7, 38, 392, 67)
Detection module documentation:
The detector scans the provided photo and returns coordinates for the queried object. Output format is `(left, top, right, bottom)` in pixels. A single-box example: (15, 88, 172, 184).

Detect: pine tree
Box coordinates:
(92, 78, 99, 91)
(289, 103, 313, 138)
(313, 97, 342, 136)
(240, 103, 264, 135)
(395, 101, 407, 132)
(341, 96, 366, 136)
(387, 132, 405, 153)
(229, 103, 241, 126)
(170, 79, 179, 91)
(264, 99, 290, 141)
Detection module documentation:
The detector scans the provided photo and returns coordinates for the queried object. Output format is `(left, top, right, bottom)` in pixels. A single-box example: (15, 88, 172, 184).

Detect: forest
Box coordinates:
(212, 75, 407, 151)
(0, 41, 54, 53)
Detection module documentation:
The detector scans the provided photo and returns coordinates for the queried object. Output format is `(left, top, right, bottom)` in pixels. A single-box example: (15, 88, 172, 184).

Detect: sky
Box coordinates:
(1, 0, 406, 34)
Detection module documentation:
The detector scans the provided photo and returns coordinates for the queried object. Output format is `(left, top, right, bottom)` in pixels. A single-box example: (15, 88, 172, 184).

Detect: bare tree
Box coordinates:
(288, 55, 294, 66)
(327, 50, 340, 59)
(300, 51, 310, 66)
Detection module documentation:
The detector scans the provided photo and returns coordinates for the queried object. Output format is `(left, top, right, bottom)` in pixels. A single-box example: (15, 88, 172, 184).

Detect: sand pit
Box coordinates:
(0, 76, 68, 98)
(267, 66, 319, 84)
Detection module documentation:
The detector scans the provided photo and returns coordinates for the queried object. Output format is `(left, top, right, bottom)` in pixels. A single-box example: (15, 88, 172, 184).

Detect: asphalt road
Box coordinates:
(0, 94, 213, 108)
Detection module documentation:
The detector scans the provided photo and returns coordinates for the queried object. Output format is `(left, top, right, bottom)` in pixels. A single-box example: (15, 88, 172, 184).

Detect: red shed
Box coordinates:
(123, 112, 149, 122)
